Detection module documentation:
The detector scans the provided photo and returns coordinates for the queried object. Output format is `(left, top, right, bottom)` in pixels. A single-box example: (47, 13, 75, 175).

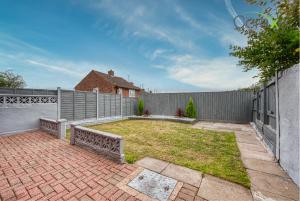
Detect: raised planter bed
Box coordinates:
(128, 115, 197, 124)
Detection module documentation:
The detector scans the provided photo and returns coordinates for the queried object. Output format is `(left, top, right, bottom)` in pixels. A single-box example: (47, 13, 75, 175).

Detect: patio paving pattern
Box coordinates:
(0, 131, 139, 201)
(0, 130, 210, 201)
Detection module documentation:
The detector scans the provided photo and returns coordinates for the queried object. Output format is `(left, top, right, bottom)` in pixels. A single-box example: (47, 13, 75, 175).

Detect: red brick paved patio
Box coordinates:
(0, 131, 205, 201)
(0, 130, 140, 201)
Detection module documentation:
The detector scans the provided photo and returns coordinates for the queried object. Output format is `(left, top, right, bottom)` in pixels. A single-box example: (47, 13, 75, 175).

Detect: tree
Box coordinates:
(0, 70, 26, 88)
(230, 0, 299, 82)
(185, 97, 197, 118)
(137, 98, 144, 116)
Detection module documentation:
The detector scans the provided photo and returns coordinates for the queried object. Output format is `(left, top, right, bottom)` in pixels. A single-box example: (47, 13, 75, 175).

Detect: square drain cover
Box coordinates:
(128, 169, 177, 201)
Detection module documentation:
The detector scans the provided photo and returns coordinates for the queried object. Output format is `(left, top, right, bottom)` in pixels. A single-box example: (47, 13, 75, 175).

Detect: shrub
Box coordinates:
(137, 98, 144, 116)
(185, 97, 197, 118)
(144, 109, 150, 116)
(230, 0, 299, 82)
(176, 108, 184, 117)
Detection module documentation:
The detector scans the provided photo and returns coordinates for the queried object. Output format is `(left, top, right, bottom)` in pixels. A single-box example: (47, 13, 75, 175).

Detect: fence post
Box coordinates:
(121, 92, 123, 118)
(57, 87, 61, 120)
(275, 71, 280, 159)
(73, 91, 75, 120)
(58, 119, 67, 139)
(95, 88, 99, 119)
(85, 92, 87, 119)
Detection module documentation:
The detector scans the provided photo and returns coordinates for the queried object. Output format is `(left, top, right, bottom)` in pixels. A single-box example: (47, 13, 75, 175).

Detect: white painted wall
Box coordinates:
(0, 103, 57, 135)
(278, 64, 300, 186)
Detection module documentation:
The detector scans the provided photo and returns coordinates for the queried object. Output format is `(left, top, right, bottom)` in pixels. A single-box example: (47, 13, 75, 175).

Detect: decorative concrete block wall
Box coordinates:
(70, 125, 124, 163)
(40, 118, 67, 139)
(0, 93, 58, 135)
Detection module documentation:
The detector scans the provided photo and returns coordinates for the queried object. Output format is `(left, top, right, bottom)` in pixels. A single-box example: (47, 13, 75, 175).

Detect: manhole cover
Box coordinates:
(128, 169, 177, 201)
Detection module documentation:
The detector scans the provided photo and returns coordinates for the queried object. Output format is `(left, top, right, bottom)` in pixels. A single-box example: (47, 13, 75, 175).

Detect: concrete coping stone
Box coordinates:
(40, 117, 58, 123)
(74, 125, 123, 140)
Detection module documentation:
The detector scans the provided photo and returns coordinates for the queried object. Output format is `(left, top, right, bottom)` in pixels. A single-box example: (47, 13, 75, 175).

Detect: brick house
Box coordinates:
(75, 70, 141, 97)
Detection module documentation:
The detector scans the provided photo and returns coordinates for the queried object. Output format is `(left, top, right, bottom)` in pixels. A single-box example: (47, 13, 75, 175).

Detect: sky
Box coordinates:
(0, 0, 260, 92)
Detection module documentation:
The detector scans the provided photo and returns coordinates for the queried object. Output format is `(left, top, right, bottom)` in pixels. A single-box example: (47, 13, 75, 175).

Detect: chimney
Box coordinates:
(108, 70, 114, 76)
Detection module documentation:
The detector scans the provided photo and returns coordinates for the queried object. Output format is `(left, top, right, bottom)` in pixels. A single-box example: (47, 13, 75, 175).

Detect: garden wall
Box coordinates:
(0, 92, 58, 135)
(0, 88, 137, 135)
(141, 91, 253, 123)
(278, 65, 299, 186)
(252, 64, 299, 186)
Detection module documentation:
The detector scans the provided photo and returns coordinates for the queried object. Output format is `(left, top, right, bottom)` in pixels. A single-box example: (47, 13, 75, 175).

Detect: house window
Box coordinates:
(129, 89, 135, 97)
(117, 88, 122, 95)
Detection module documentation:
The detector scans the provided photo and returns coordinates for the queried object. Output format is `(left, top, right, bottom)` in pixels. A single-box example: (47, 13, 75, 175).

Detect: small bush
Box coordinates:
(185, 97, 197, 118)
(144, 109, 150, 116)
(176, 108, 184, 117)
(137, 98, 144, 116)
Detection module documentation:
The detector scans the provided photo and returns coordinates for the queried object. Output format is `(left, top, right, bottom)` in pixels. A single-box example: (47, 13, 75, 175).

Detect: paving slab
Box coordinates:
(252, 189, 297, 201)
(235, 133, 261, 145)
(240, 148, 275, 161)
(237, 142, 267, 153)
(197, 175, 253, 201)
(135, 157, 169, 173)
(243, 158, 288, 178)
(235, 130, 256, 135)
(248, 170, 299, 201)
(161, 163, 202, 187)
(192, 122, 253, 132)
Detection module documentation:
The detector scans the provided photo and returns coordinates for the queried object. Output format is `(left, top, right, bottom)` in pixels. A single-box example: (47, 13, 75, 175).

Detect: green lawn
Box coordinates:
(74, 120, 250, 188)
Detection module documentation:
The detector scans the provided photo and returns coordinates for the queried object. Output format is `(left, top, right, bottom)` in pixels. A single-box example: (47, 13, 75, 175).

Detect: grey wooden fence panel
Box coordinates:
(98, 94, 105, 118)
(116, 95, 121, 116)
(121, 97, 136, 116)
(252, 96, 257, 121)
(86, 93, 97, 119)
(125, 98, 130, 116)
(131, 98, 137, 115)
(122, 98, 126, 116)
(104, 95, 110, 117)
(74, 92, 86, 120)
(111, 95, 116, 116)
(252, 79, 277, 154)
(142, 91, 253, 123)
(266, 83, 276, 129)
(127, 98, 131, 115)
(61, 91, 126, 120)
(61, 90, 74, 120)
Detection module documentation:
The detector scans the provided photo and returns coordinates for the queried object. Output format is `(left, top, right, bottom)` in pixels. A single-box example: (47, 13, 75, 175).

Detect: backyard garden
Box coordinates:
(67, 119, 250, 188)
